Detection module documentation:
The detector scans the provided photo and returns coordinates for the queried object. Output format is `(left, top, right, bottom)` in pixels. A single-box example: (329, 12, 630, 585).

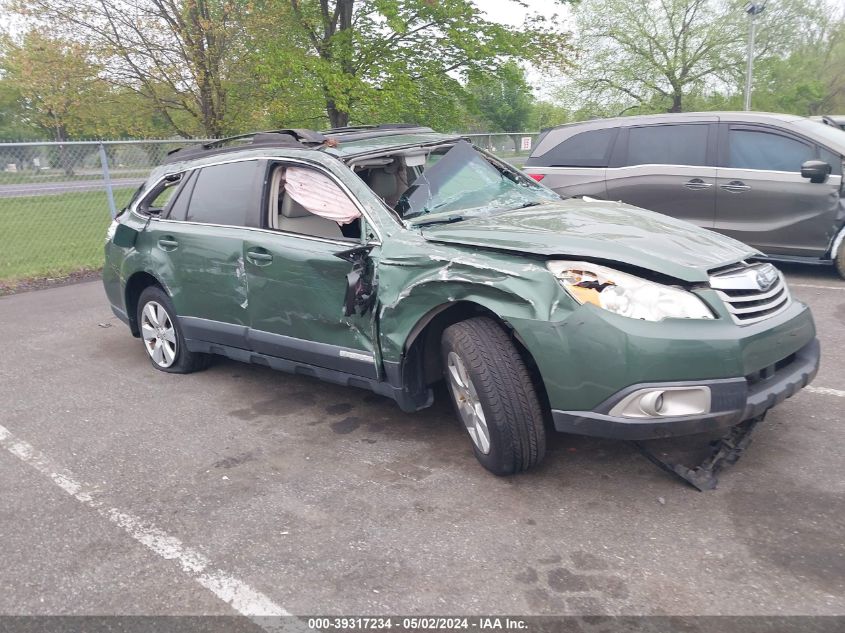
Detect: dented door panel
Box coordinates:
(243, 232, 379, 377)
(147, 221, 248, 326)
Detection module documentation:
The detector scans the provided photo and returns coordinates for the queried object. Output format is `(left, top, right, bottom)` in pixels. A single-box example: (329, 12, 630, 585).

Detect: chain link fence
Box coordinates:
(0, 133, 539, 286)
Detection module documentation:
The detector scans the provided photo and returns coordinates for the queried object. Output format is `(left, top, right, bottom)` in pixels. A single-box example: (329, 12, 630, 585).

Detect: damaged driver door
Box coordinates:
(243, 163, 380, 380)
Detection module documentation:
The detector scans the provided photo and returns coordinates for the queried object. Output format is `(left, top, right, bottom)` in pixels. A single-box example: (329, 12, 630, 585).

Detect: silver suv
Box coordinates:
(525, 112, 845, 277)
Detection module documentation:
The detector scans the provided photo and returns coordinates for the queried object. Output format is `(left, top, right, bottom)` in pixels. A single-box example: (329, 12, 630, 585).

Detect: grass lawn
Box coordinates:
(0, 170, 150, 185)
(0, 188, 135, 281)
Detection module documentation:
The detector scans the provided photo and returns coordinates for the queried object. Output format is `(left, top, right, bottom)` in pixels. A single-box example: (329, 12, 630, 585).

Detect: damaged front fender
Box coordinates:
(375, 236, 572, 363)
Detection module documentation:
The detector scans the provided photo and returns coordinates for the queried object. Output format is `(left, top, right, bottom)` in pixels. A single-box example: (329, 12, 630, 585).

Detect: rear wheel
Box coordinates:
(136, 286, 210, 373)
(441, 317, 546, 475)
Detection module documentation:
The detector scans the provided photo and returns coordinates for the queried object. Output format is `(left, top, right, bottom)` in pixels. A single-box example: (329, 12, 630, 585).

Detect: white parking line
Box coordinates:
(791, 283, 845, 291)
(806, 386, 845, 398)
(0, 423, 291, 628)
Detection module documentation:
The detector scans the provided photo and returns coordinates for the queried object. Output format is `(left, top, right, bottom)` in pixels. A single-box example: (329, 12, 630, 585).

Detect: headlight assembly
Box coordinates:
(547, 261, 714, 322)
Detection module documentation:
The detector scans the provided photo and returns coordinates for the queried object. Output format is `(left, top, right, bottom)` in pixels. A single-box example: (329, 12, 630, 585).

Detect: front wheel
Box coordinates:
(835, 240, 845, 279)
(136, 286, 210, 373)
(441, 317, 546, 475)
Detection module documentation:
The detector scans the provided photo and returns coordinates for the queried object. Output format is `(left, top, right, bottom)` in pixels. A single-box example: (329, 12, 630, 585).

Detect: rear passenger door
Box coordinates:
(604, 122, 717, 227)
(153, 158, 265, 348)
(715, 125, 842, 256)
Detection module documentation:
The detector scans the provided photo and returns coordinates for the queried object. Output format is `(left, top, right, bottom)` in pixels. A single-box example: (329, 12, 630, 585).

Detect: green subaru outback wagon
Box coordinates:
(104, 125, 820, 476)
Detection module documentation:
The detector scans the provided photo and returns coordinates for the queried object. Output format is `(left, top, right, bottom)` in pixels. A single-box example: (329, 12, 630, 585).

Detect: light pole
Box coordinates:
(743, 1, 766, 111)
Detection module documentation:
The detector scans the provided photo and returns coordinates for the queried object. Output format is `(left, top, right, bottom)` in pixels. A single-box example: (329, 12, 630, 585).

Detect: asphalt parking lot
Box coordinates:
(0, 264, 843, 620)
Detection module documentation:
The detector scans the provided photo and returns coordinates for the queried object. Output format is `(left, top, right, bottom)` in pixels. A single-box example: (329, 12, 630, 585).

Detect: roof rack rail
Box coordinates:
(323, 125, 377, 133)
(162, 123, 440, 164)
(164, 128, 327, 162)
(322, 123, 429, 134)
(375, 123, 428, 129)
(201, 128, 326, 150)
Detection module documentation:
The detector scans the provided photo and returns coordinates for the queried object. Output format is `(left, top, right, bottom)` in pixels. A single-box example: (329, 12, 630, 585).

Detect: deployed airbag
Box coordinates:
(284, 166, 361, 225)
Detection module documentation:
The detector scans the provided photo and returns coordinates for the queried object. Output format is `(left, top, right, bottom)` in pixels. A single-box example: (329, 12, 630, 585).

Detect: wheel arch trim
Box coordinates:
(123, 270, 171, 337)
(393, 300, 547, 411)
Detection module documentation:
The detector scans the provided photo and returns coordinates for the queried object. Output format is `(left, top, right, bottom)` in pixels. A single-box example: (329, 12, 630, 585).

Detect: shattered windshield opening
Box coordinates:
(395, 140, 558, 223)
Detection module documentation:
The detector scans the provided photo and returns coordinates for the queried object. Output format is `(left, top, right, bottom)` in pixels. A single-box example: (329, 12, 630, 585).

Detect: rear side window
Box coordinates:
(537, 128, 617, 167)
(137, 173, 184, 216)
(165, 170, 197, 221)
(626, 124, 709, 167)
(728, 129, 814, 172)
(186, 160, 261, 226)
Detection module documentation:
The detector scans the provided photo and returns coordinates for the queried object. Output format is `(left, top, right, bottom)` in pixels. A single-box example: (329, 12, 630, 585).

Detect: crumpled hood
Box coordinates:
(420, 198, 759, 283)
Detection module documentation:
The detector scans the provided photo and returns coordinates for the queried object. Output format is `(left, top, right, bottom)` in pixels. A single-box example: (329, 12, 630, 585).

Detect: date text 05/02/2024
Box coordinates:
(306, 617, 528, 630)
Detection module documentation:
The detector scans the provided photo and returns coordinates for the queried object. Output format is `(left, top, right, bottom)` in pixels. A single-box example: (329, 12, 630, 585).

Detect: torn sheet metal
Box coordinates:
(235, 255, 248, 309)
(375, 235, 566, 361)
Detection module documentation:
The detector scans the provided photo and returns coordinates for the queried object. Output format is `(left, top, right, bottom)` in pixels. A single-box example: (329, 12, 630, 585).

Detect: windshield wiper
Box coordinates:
(494, 201, 544, 213)
(411, 215, 465, 227)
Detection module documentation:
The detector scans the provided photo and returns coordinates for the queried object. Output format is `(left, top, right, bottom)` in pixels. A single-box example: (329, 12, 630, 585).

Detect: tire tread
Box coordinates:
(442, 317, 546, 474)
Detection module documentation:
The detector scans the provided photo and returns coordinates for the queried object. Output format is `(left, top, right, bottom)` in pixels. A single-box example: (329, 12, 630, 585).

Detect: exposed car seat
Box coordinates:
(278, 193, 344, 239)
(368, 167, 401, 207)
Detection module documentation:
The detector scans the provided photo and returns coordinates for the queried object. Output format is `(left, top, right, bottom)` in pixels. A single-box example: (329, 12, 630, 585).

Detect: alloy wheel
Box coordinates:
(446, 351, 491, 454)
(140, 301, 177, 368)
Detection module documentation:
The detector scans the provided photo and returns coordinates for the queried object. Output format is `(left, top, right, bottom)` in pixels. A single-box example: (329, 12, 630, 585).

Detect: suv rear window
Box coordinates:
(625, 124, 709, 167)
(536, 128, 617, 167)
(186, 160, 261, 226)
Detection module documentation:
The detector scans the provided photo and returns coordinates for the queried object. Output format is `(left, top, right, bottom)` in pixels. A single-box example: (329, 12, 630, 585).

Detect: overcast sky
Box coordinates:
(475, 0, 574, 100)
(477, 0, 573, 27)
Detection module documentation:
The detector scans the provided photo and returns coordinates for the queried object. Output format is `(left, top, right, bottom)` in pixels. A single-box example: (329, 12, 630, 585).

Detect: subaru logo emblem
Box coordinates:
(755, 264, 778, 291)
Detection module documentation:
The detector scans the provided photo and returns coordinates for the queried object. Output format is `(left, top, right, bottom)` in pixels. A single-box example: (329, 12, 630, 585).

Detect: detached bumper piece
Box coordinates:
(633, 416, 763, 491)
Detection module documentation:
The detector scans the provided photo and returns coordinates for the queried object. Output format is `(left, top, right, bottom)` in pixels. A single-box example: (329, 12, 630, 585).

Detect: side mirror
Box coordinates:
(801, 160, 831, 184)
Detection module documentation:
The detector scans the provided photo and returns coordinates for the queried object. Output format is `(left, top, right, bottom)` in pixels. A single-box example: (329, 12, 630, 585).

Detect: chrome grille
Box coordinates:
(709, 262, 791, 325)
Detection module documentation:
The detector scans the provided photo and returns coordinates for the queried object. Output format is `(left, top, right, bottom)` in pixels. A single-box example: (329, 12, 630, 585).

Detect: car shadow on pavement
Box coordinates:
(205, 356, 740, 492)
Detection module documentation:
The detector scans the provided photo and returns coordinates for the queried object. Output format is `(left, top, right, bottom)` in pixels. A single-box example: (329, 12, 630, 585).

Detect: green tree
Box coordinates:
(749, 9, 845, 115)
(252, 0, 572, 128)
(1, 30, 106, 142)
(529, 100, 571, 131)
(1, 31, 109, 172)
(0, 78, 40, 140)
(466, 61, 535, 131)
(565, 0, 747, 115)
(564, 0, 844, 117)
(11, 0, 246, 137)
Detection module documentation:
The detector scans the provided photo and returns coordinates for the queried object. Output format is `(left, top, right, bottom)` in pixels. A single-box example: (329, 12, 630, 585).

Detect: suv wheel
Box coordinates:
(136, 286, 210, 373)
(836, 241, 845, 279)
(441, 317, 546, 475)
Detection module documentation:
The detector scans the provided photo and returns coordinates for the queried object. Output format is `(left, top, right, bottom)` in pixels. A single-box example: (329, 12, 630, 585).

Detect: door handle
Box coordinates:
(246, 249, 273, 265)
(720, 180, 751, 193)
(683, 178, 713, 191)
(157, 236, 178, 250)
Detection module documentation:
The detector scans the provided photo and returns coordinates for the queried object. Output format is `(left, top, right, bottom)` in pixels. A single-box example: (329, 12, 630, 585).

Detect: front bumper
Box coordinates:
(551, 338, 819, 440)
